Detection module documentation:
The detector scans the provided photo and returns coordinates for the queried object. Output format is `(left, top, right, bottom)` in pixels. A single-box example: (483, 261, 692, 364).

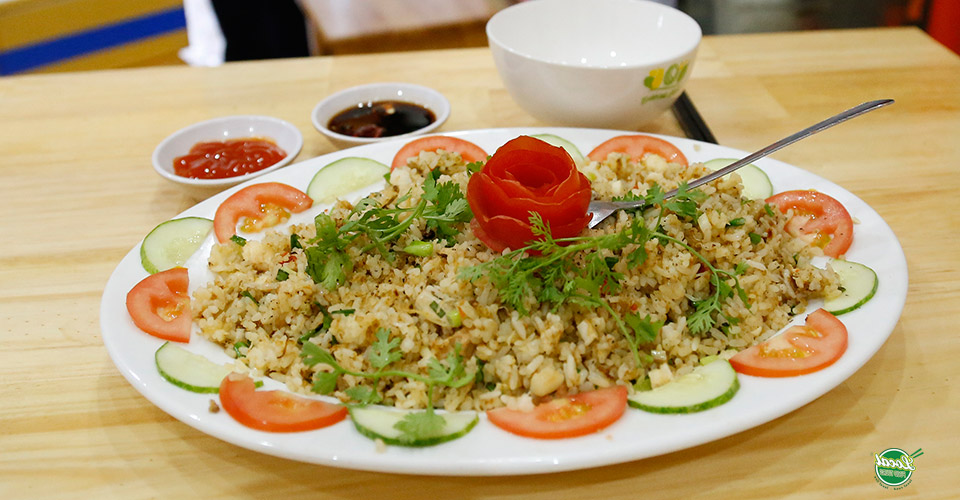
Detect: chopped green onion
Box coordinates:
(474, 360, 486, 386)
(331, 308, 355, 316)
(299, 326, 322, 344)
(276, 269, 290, 281)
(447, 307, 462, 328)
(726, 217, 746, 227)
(299, 304, 333, 343)
(241, 291, 258, 305)
(290, 233, 302, 250)
(233, 340, 249, 358)
(749, 232, 763, 245)
(230, 235, 247, 246)
(764, 204, 776, 217)
(402, 240, 434, 257)
(429, 300, 446, 318)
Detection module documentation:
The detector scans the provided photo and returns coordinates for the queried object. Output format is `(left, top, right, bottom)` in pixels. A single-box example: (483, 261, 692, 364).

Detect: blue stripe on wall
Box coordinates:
(0, 7, 186, 75)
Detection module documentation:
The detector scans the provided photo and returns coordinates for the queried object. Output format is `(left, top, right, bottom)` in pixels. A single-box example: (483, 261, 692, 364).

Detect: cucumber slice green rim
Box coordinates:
(628, 359, 739, 414)
(531, 133, 586, 167)
(307, 157, 389, 205)
(140, 217, 213, 274)
(155, 342, 234, 394)
(824, 259, 878, 315)
(349, 406, 478, 447)
(702, 158, 774, 200)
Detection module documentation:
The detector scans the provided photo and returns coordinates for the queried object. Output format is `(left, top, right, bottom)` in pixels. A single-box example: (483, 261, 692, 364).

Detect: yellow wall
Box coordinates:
(0, 0, 187, 74)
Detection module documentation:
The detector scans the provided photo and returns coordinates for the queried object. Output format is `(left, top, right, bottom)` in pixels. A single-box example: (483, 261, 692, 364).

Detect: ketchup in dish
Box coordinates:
(328, 100, 435, 138)
(174, 138, 287, 179)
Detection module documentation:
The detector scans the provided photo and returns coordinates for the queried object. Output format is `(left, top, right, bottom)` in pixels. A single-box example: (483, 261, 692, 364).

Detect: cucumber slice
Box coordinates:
(155, 342, 233, 393)
(349, 406, 478, 447)
(307, 157, 389, 205)
(531, 133, 586, 167)
(628, 359, 739, 414)
(140, 217, 213, 274)
(702, 158, 774, 200)
(824, 259, 878, 315)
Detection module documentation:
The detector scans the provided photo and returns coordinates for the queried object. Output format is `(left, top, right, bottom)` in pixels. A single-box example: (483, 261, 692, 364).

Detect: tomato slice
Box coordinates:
(213, 182, 312, 243)
(729, 308, 848, 377)
(765, 190, 853, 258)
(390, 135, 488, 170)
(125, 267, 191, 342)
(486, 386, 628, 439)
(587, 135, 688, 166)
(218, 373, 347, 432)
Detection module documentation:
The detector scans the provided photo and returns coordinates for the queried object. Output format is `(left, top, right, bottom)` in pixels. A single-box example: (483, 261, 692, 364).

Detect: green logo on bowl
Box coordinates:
(642, 61, 690, 104)
(874, 448, 921, 489)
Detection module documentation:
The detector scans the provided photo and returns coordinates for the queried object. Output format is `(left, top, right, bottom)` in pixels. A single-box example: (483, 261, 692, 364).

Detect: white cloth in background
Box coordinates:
(178, 0, 226, 66)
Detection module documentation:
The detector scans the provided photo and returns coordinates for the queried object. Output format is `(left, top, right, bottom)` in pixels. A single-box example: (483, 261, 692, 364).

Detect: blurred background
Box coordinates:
(0, 0, 955, 76)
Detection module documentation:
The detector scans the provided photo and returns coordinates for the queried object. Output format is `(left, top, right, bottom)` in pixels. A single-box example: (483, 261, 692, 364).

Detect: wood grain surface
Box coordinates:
(1, 27, 958, 499)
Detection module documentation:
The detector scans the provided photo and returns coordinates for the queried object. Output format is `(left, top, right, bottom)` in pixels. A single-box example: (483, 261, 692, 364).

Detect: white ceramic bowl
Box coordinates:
(487, 0, 701, 129)
(312, 82, 450, 149)
(152, 115, 303, 192)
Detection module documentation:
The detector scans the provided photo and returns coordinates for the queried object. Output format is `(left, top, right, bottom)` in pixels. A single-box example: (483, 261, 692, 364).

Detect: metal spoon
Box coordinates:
(585, 99, 894, 229)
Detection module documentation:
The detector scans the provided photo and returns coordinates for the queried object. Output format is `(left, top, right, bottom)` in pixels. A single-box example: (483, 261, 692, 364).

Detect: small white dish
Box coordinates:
(312, 82, 450, 149)
(487, 0, 701, 129)
(152, 115, 303, 192)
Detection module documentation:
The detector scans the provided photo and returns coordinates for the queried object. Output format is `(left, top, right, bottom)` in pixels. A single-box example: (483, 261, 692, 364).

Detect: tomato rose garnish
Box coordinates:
(466, 136, 591, 252)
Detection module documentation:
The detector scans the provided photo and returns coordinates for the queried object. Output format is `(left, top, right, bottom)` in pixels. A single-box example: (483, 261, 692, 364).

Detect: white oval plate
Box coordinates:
(101, 127, 908, 476)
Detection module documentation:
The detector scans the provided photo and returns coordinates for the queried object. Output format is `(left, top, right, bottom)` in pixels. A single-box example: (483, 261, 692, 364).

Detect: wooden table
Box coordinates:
(2, 26, 958, 498)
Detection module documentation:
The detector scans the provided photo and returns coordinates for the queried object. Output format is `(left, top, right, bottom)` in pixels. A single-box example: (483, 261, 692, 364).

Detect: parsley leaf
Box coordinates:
(625, 313, 663, 344)
(427, 345, 473, 388)
(301, 341, 337, 367)
(664, 182, 707, 219)
(345, 385, 382, 405)
(368, 328, 402, 370)
(312, 371, 340, 395)
(393, 408, 446, 443)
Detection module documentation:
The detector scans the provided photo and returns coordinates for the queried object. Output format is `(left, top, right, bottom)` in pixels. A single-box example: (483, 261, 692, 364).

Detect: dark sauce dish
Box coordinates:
(328, 100, 436, 138)
(312, 83, 450, 148)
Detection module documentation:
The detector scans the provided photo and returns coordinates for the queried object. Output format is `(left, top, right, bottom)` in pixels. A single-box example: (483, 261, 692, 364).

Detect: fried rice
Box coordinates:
(193, 148, 837, 411)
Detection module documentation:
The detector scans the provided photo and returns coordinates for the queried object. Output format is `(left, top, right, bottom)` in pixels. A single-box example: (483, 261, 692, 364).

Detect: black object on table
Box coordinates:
(672, 91, 717, 144)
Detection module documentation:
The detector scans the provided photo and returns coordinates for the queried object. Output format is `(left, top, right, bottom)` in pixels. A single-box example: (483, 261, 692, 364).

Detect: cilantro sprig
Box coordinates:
(304, 169, 472, 290)
(300, 328, 475, 442)
(459, 182, 749, 368)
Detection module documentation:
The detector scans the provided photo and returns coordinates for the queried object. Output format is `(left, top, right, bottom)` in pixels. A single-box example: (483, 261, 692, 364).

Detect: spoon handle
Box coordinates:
(668, 99, 895, 197)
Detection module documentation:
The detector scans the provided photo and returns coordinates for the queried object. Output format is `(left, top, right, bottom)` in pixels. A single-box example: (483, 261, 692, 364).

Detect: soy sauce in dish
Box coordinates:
(328, 100, 435, 138)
